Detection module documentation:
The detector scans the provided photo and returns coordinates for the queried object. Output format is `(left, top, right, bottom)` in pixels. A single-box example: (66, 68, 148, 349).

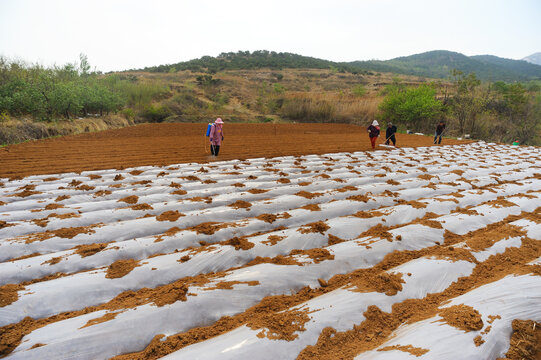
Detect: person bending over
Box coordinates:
(385, 122, 397, 146)
(434, 121, 445, 144)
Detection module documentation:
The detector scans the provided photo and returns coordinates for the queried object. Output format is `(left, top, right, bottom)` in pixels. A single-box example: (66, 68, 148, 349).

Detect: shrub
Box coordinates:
(121, 108, 135, 120)
(273, 83, 285, 94)
(140, 104, 172, 123)
(165, 90, 205, 115)
(272, 72, 283, 81)
(196, 75, 221, 86)
(352, 85, 366, 97)
(211, 93, 229, 107)
(0, 111, 10, 123)
(281, 97, 335, 122)
(378, 84, 442, 132)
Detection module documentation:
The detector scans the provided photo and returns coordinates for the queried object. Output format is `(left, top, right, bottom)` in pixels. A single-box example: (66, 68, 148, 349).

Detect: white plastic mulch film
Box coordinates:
(0, 142, 539, 360)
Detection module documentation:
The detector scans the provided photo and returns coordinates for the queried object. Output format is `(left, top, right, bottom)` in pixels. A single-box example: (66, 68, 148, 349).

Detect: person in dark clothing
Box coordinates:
(367, 120, 380, 149)
(434, 121, 446, 144)
(385, 122, 397, 146)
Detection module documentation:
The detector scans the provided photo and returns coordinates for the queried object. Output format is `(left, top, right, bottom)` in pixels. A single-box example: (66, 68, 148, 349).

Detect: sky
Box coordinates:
(0, 0, 540, 72)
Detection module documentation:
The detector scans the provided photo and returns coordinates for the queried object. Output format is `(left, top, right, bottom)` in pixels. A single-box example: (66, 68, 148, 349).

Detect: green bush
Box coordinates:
(273, 83, 285, 94)
(211, 93, 229, 107)
(352, 84, 366, 97)
(140, 104, 172, 123)
(378, 84, 442, 131)
(165, 90, 205, 114)
(121, 108, 135, 120)
(196, 75, 221, 86)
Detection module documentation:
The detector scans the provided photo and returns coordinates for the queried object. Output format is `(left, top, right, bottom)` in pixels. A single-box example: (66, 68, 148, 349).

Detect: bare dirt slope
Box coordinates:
(0, 123, 469, 178)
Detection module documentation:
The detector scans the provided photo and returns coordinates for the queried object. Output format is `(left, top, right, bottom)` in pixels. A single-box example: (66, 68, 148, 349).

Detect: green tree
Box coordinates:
(378, 84, 442, 131)
(449, 70, 486, 135)
(516, 94, 541, 145)
(502, 83, 532, 144)
(79, 53, 91, 76)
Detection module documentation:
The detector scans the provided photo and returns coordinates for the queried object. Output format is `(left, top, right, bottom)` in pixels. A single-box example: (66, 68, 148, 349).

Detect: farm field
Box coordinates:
(0, 123, 469, 179)
(0, 129, 540, 359)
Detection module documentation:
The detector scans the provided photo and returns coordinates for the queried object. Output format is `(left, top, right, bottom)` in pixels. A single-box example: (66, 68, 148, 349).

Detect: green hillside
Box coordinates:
(351, 50, 541, 81)
(139, 50, 364, 74)
(349, 50, 481, 78)
(138, 50, 541, 82)
(471, 55, 541, 79)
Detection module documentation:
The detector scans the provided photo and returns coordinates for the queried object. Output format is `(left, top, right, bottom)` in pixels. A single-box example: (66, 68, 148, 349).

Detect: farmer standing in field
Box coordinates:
(385, 122, 397, 146)
(367, 120, 380, 150)
(209, 118, 224, 156)
(434, 120, 446, 144)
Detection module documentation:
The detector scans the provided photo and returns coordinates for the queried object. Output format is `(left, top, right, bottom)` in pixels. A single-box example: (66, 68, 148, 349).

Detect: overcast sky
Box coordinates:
(0, 0, 539, 72)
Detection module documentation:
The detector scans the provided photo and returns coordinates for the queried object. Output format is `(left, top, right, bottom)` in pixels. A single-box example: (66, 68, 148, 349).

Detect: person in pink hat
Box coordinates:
(209, 118, 224, 156)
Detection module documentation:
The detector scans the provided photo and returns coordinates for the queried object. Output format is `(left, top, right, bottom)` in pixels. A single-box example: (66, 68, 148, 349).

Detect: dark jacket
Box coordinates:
(367, 125, 380, 138)
(386, 125, 397, 138)
(435, 123, 446, 135)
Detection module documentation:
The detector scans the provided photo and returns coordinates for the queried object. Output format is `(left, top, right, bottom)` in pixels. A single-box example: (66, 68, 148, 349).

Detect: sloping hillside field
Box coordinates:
(0, 142, 540, 359)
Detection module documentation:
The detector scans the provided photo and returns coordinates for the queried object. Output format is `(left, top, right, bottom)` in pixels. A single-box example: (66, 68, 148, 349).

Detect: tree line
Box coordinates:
(378, 70, 541, 145)
(0, 54, 124, 121)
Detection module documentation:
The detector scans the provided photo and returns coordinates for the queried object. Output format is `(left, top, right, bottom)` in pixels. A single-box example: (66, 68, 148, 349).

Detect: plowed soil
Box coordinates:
(0, 123, 469, 178)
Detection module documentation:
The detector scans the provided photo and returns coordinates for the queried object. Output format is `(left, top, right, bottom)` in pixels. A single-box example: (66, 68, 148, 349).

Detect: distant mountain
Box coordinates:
(138, 50, 541, 82)
(349, 50, 541, 82)
(523, 52, 541, 66)
(471, 55, 541, 79)
(349, 50, 482, 79)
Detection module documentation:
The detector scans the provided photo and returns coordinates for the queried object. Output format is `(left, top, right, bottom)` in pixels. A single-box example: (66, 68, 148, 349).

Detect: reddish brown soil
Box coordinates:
(378, 344, 429, 357)
(256, 212, 292, 223)
(0, 123, 470, 178)
(262, 235, 286, 246)
(74, 243, 108, 257)
(498, 319, 541, 360)
(438, 305, 484, 332)
(220, 237, 255, 251)
(105, 259, 139, 279)
(228, 200, 252, 210)
(118, 196, 138, 205)
(298, 221, 330, 234)
(0, 284, 24, 307)
(155, 210, 184, 222)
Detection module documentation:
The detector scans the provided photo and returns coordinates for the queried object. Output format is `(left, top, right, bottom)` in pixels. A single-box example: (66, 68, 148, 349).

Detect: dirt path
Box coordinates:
(0, 123, 470, 178)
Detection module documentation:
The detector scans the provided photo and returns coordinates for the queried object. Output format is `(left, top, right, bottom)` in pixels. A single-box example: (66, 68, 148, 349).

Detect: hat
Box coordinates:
(372, 120, 379, 126)
(215, 118, 223, 124)
(388, 122, 393, 126)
